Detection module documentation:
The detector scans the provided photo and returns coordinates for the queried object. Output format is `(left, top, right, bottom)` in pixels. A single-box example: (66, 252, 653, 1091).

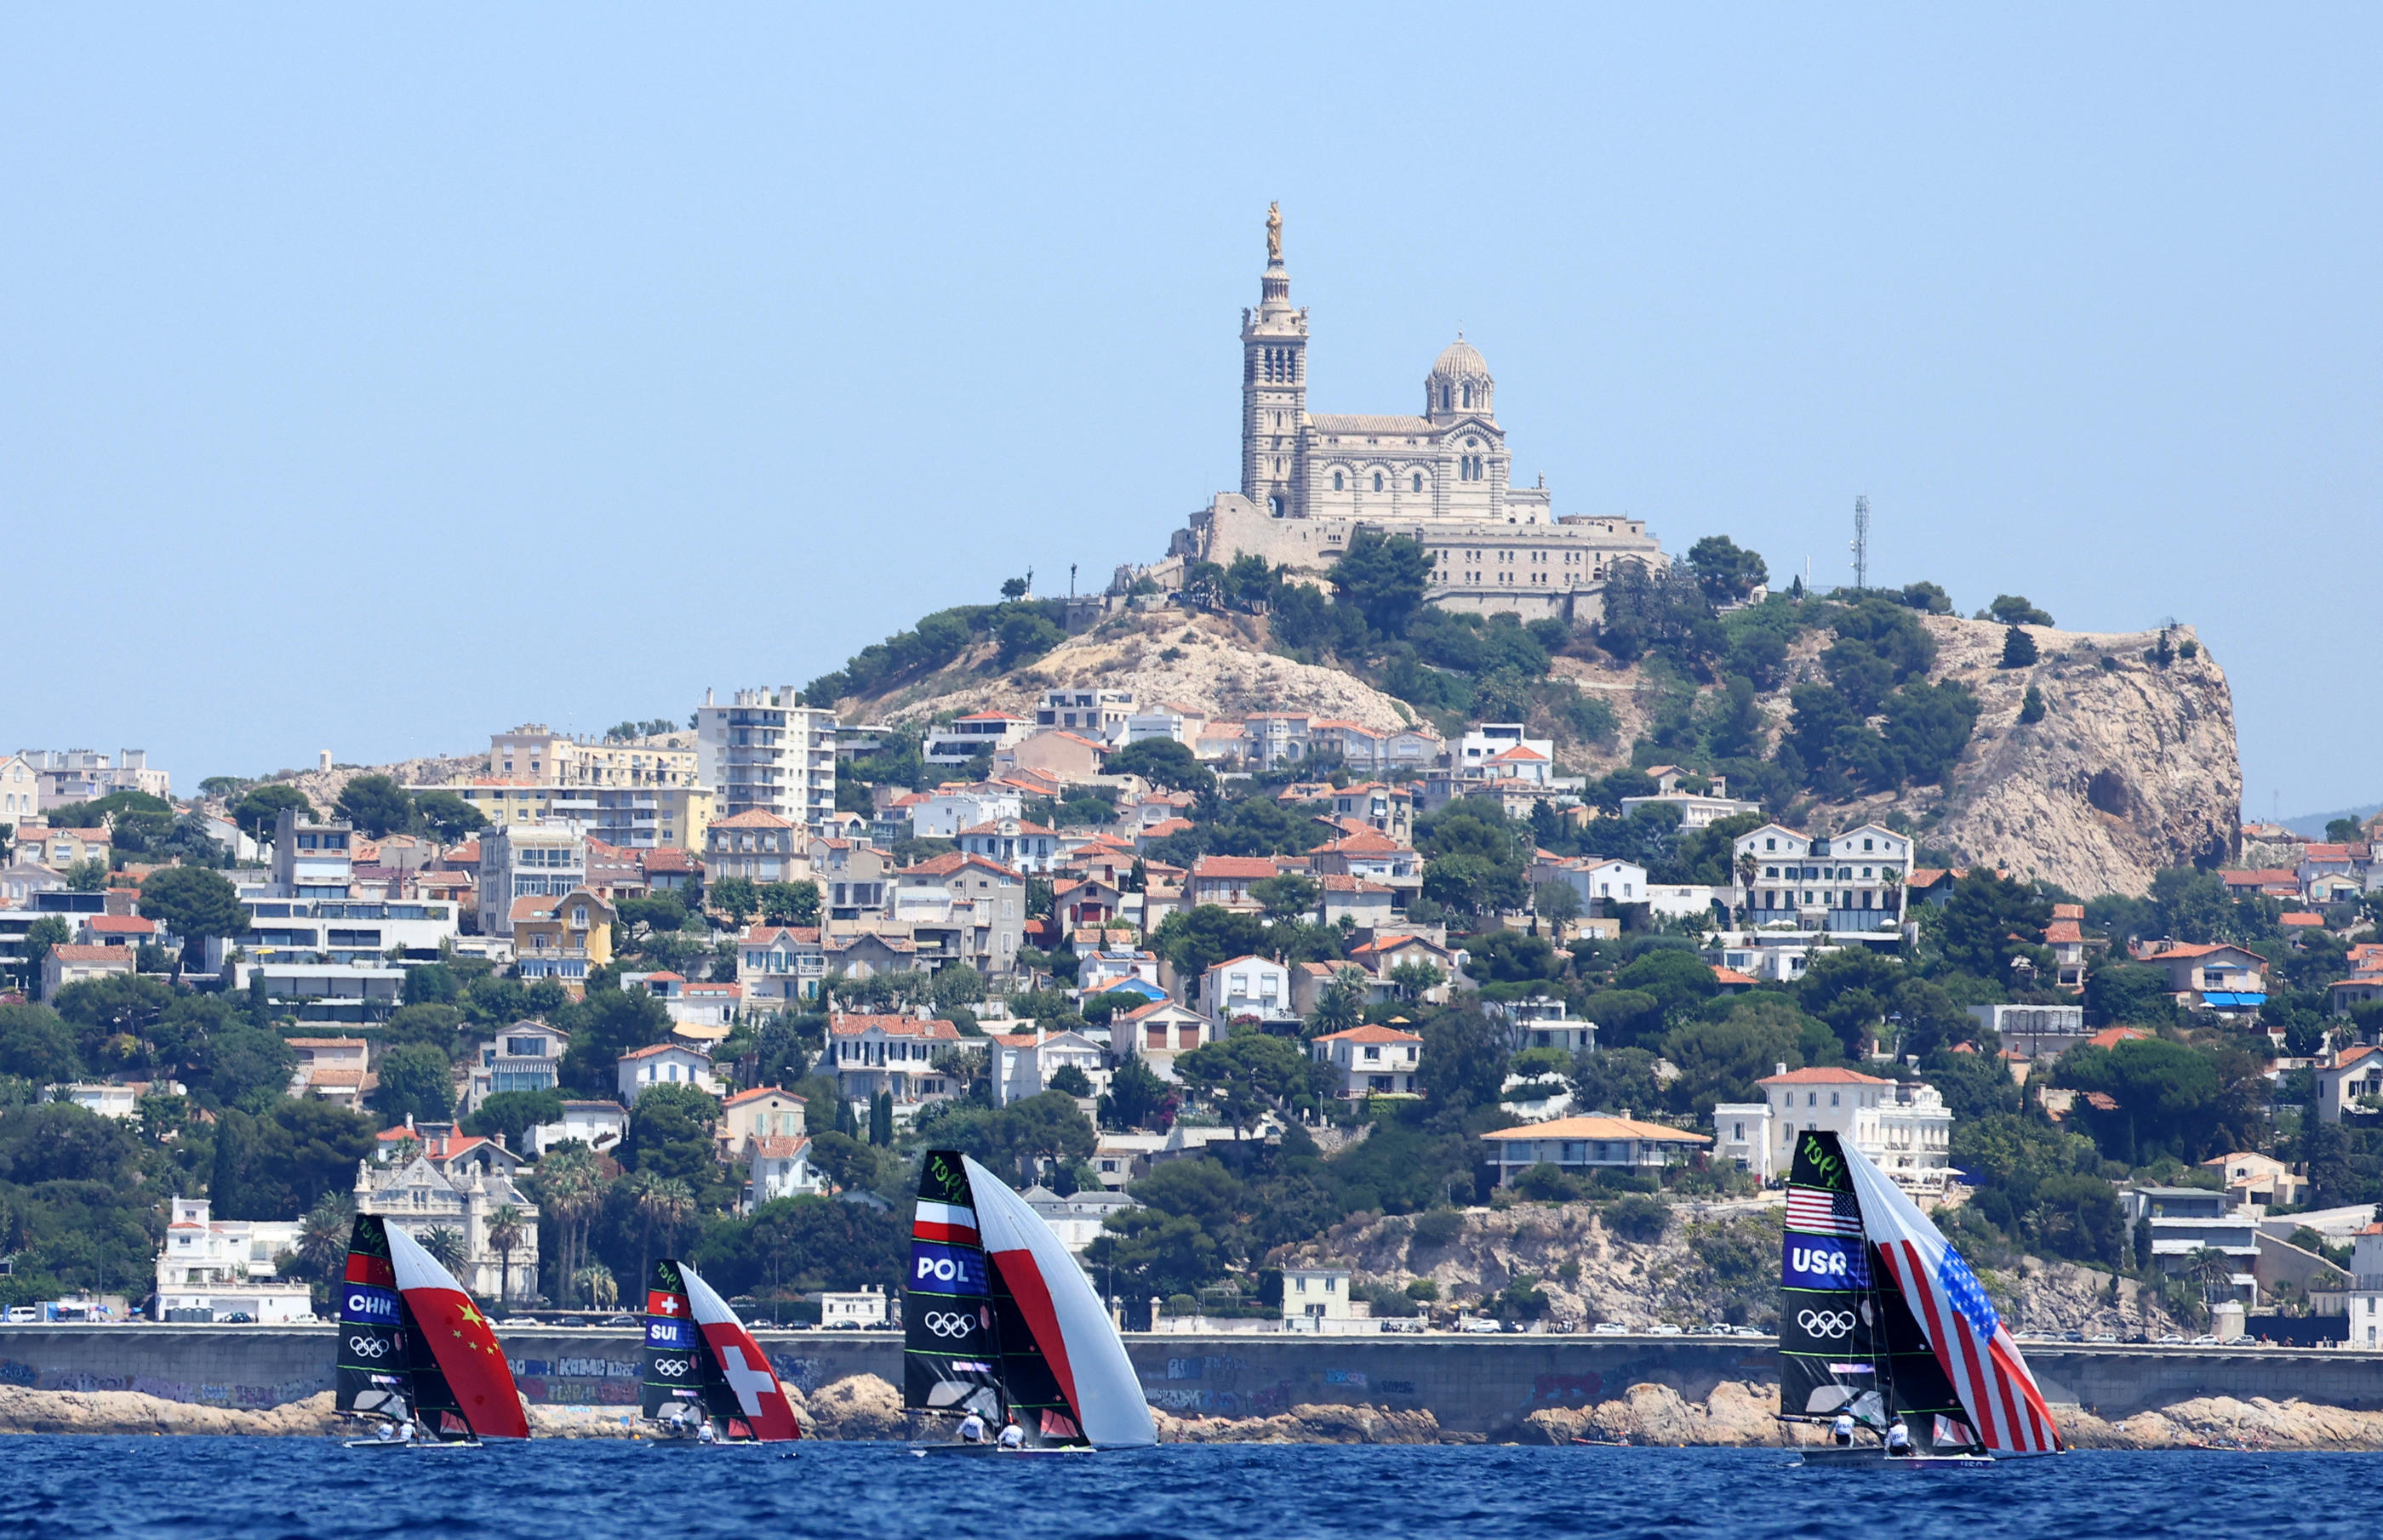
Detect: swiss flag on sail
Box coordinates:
(681, 1265, 801, 1440)
(386, 1224, 530, 1440)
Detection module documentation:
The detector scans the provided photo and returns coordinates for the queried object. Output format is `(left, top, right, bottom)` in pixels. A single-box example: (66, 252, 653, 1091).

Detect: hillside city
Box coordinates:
(2, 528, 2375, 1350)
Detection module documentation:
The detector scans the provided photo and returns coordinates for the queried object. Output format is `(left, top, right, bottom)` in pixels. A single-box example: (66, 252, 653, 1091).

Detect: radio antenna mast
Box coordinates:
(1851, 495, 1871, 593)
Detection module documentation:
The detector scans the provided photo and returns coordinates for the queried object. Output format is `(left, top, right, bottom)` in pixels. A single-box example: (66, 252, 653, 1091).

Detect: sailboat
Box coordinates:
(334, 1214, 530, 1446)
(638, 1257, 803, 1442)
(903, 1149, 1156, 1452)
(1779, 1129, 2064, 1466)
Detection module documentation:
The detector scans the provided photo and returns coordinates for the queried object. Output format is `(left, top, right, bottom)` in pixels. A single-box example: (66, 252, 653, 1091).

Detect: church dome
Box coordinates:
(1431, 334, 1490, 380)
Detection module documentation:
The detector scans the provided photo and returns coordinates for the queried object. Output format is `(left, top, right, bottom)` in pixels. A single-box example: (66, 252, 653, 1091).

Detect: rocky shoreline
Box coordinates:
(2, 1374, 2379, 1449)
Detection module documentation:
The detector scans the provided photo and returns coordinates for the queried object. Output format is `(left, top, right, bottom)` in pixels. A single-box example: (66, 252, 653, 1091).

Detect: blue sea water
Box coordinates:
(0, 1439, 2363, 1540)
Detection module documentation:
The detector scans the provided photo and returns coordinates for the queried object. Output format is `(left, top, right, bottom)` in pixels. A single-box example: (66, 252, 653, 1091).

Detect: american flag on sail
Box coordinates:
(1843, 1149, 2063, 1455)
(1784, 1187, 1863, 1237)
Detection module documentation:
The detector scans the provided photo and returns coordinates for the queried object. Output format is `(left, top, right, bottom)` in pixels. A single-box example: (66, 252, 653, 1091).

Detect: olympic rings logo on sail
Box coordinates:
(346, 1335, 388, 1359)
(1797, 1309, 1854, 1339)
(654, 1357, 691, 1377)
(923, 1311, 978, 1339)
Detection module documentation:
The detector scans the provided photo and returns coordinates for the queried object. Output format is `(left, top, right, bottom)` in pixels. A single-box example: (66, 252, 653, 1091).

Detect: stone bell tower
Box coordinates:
(1241, 202, 1308, 521)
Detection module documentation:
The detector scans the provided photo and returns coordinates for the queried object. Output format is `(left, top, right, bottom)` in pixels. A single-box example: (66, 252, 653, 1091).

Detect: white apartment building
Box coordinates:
(152, 1199, 311, 1322)
(477, 821, 589, 937)
(618, 1042, 721, 1104)
(465, 1020, 569, 1112)
(1734, 823, 1910, 936)
(987, 1026, 1110, 1107)
(1458, 723, 1555, 769)
(826, 1013, 963, 1121)
(1310, 1023, 1424, 1099)
(489, 724, 697, 788)
(269, 809, 358, 898)
(1712, 1064, 1953, 1193)
(911, 785, 1026, 840)
(1034, 687, 1136, 744)
(695, 687, 838, 832)
(1530, 856, 1647, 915)
(923, 714, 1034, 764)
(19, 748, 170, 808)
(1202, 954, 1294, 1021)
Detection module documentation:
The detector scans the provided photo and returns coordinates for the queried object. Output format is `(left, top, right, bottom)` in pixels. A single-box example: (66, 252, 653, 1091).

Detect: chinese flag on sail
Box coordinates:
(386, 1224, 531, 1440)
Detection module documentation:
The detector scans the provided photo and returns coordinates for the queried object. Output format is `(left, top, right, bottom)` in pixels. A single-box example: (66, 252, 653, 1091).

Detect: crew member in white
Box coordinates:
(957, 1410, 988, 1444)
(1884, 1423, 1913, 1456)
(1831, 1412, 1854, 1447)
(997, 1413, 1025, 1450)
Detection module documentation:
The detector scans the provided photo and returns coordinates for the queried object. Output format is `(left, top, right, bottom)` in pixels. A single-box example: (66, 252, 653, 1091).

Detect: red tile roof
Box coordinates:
(1192, 855, 1282, 880)
(1758, 1066, 1891, 1087)
(828, 1013, 961, 1040)
(1312, 1024, 1423, 1044)
(712, 809, 797, 829)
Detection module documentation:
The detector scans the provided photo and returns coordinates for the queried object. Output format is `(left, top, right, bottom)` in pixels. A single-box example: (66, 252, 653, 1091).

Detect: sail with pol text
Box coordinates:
(903, 1150, 1154, 1448)
(334, 1214, 529, 1442)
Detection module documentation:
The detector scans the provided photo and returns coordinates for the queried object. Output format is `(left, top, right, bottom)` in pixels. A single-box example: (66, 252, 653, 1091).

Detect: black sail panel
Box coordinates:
(904, 1149, 1003, 1420)
(641, 1258, 706, 1425)
(987, 1253, 1079, 1444)
(334, 1215, 410, 1422)
(1779, 1129, 1890, 1426)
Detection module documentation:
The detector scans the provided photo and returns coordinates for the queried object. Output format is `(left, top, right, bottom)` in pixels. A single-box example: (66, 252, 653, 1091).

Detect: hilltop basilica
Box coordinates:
(1172, 206, 1666, 620)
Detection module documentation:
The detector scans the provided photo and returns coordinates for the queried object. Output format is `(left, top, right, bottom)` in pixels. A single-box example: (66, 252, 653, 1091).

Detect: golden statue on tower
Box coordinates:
(1266, 201, 1282, 263)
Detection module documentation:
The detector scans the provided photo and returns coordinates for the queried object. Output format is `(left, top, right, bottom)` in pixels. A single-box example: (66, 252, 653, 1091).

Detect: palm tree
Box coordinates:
(642, 1179, 696, 1275)
(532, 1148, 603, 1307)
(2187, 1245, 2236, 1309)
(1735, 853, 1760, 926)
(295, 1193, 353, 1313)
(575, 1263, 618, 1311)
(486, 1206, 525, 1306)
(420, 1226, 470, 1281)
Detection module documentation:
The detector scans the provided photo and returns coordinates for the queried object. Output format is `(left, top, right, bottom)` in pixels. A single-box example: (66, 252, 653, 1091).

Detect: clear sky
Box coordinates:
(6, 8, 2376, 814)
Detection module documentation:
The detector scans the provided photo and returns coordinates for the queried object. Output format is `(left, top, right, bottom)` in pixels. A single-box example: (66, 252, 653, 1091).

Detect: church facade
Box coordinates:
(1179, 208, 1665, 621)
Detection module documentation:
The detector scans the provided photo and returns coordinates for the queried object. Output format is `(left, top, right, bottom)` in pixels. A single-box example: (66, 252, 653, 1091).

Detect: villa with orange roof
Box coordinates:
(1481, 1115, 1711, 1184)
(1310, 1021, 1424, 1100)
(1712, 1063, 1953, 1191)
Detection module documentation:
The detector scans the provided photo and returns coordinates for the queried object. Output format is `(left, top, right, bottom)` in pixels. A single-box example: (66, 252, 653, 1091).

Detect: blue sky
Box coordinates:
(6, 8, 2376, 813)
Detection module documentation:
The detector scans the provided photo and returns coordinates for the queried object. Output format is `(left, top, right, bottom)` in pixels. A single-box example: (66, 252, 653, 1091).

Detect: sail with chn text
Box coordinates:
(904, 1150, 1155, 1447)
(334, 1214, 529, 1440)
(641, 1257, 800, 1440)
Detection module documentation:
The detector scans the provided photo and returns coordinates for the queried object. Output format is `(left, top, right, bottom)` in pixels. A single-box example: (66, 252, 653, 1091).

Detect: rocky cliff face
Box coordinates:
(1900, 618, 2240, 898)
(831, 600, 2241, 898)
(843, 609, 1417, 736)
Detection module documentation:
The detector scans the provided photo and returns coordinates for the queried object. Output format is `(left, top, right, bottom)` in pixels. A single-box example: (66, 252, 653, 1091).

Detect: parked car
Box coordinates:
(1649, 1324, 1683, 1337)
(2157, 1332, 2186, 1344)
(2060, 1330, 2084, 1343)
(222, 1313, 254, 1324)
(1591, 1321, 1629, 1337)
(2191, 1334, 2220, 1346)
(2087, 1333, 2118, 1343)
(3, 1307, 36, 1323)
(1458, 1316, 1506, 1334)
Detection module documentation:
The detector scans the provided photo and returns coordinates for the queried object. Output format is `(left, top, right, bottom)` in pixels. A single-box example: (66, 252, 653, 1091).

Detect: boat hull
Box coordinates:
(1797, 1446, 1993, 1469)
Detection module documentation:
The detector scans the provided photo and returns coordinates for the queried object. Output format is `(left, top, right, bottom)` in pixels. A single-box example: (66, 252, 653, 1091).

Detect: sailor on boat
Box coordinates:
(696, 1421, 719, 1445)
(997, 1414, 1025, 1450)
(1885, 1424, 1913, 1457)
(1831, 1412, 1855, 1448)
(957, 1410, 989, 1445)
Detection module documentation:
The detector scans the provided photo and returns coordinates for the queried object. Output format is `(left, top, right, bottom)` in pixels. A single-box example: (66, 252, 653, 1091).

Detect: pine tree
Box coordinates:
(2019, 684, 2046, 724)
(869, 1091, 894, 1147)
(210, 1113, 247, 1221)
(2000, 625, 2037, 669)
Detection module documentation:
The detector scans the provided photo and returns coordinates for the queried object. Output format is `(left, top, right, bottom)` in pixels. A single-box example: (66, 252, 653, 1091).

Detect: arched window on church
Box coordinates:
(1333, 471, 1344, 491)
(1440, 384, 1451, 411)
(1461, 383, 1472, 408)
(1412, 472, 1423, 493)
(1372, 471, 1383, 493)
(1269, 494, 1284, 517)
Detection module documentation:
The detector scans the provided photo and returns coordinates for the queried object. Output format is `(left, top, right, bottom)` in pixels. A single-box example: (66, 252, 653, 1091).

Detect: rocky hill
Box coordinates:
(828, 596, 2238, 897)
(1269, 1201, 2183, 1339)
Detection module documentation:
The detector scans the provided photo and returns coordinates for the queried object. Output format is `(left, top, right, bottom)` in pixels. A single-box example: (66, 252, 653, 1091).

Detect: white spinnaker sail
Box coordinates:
(963, 1155, 1157, 1447)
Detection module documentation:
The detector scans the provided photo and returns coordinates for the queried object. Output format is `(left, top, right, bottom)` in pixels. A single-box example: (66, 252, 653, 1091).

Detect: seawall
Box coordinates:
(7, 1326, 2383, 1436)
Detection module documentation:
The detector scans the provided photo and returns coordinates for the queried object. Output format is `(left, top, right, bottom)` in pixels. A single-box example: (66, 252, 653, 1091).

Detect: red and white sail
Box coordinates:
(385, 1221, 530, 1440)
(963, 1155, 1156, 1448)
(681, 1263, 803, 1440)
(1843, 1144, 2064, 1455)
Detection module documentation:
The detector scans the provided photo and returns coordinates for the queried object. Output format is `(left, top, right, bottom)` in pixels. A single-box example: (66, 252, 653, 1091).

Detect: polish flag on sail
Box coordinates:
(1843, 1149, 2063, 1455)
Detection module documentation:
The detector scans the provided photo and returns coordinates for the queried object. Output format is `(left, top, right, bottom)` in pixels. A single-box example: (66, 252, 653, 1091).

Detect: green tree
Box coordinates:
(138, 866, 247, 961)
(1176, 1030, 1318, 1135)
(1938, 870, 2050, 981)
(370, 1044, 457, 1123)
(1415, 1004, 1510, 1117)
(2000, 625, 2039, 669)
(21, 915, 72, 990)
(760, 881, 822, 927)
(1684, 535, 1769, 605)
(412, 790, 489, 844)
(420, 1226, 470, 1277)
(1104, 1055, 1173, 1132)
(1328, 528, 1433, 638)
(63, 858, 108, 893)
(1249, 873, 1320, 921)
(1661, 996, 1816, 1116)
(869, 1090, 894, 1147)
(334, 773, 415, 837)
(1104, 739, 1215, 795)
(619, 1083, 722, 1184)
(710, 877, 759, 928)
(0, 1004, 83, 1083)
(2018, 685, 2047, 725)
(231, 784, 311, 841)
(215, 1098, 378, 1219)
(487, 1204, 527, 1303)
(1989, 595, 2055, 627)
(462, 1089, 566, 1149)
(1149, 906, 1270, 997)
